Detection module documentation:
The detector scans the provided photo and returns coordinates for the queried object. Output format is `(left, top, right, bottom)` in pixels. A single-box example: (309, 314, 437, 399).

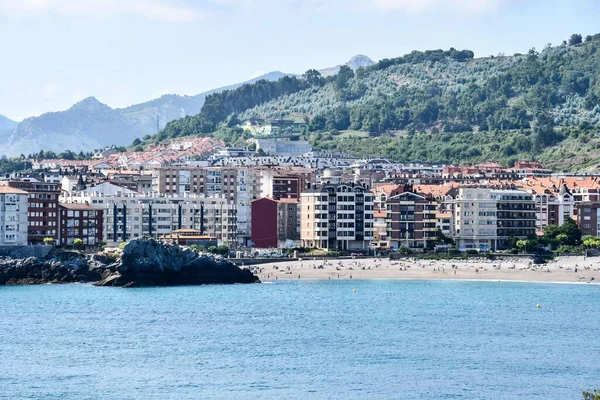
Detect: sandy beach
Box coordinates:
(250, 255, 600, 284)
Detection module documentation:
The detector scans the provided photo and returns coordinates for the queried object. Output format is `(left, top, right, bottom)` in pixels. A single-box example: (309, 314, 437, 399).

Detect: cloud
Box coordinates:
(370, 0, 507, 13)
(0, 0, 200, 22)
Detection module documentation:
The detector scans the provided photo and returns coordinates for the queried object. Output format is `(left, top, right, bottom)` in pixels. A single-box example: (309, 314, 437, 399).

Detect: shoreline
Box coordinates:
(251, 255, 600, 284)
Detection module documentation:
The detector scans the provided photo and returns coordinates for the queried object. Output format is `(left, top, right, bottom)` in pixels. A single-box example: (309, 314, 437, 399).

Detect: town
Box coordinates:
(1, 135, 596, 255)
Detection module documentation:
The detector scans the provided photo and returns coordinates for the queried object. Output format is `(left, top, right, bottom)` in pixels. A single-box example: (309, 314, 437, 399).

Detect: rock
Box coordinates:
(96, 237, 260, 287)
(0, 250, 106, 285)
(0, 238, 259, 287)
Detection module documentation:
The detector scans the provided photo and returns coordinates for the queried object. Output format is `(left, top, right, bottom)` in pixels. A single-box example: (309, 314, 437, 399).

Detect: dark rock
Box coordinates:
(0, 238, 259, 287)
(0, 251, 105, 285)
(96, 237, 259, 287)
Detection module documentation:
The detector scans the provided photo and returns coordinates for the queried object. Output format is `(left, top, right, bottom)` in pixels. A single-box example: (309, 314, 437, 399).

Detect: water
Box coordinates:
(1, 280, 599, 400)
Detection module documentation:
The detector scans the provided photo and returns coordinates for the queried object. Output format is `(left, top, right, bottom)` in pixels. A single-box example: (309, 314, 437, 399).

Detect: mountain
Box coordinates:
(117, 71, 293, 134)
(319, 54, 375, 77)
(157, 34, 600, 171)
(3, 97, 141, 157)
(0, 72, 293, 157)
(0, 114, 16, 131)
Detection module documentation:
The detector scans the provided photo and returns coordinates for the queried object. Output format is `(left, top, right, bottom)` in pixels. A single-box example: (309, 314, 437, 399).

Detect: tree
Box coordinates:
(132, 138, 142, 146)
(436, 229, 454, 245)
(561, 218, 582, 246)
(216, 245, 229, 256)
(399, 246, 412, 255)
(43, 237, 55, 246)
(302, 69, 324, 87)
(73, 238, 83, 249)
(568, 33, 583, 46)
(543, 224, 562, 239)
(517, 239, 538, 253)
(309, 115, 327, 131)
(582, 235, 600, 248)
(516, 239, 528, 253)
(335, 65, 354, 92)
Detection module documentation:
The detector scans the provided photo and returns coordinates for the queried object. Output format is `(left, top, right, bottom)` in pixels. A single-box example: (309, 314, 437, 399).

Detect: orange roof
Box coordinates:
(414, 183, 455, 197)
(0, 187, 28, 194)
(372, 183, 400, 195)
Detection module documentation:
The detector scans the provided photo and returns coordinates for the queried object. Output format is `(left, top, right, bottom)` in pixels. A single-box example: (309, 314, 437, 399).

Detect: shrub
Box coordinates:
(466, 249, 479, 255)
(399, 246, 413, 255)
(207, 246, 218, 254)
(43, 237, 55, 245)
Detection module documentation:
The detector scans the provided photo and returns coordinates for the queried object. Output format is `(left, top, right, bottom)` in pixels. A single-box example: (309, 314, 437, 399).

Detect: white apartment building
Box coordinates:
(453, 188, 498, 252)
(300, 183, 374, 251)
(452, 187, 536, 251)
(61, 187, 239, 248)
(151, 167, 261, 247)
(0, 187, 29, 245)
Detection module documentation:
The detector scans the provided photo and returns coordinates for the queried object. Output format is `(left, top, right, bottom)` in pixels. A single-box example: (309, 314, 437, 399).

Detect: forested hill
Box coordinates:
(149, 33, 600, 171)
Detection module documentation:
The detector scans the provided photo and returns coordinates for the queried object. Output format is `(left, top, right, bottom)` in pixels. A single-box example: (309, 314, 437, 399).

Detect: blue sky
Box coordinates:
(0, 0, 599, 121)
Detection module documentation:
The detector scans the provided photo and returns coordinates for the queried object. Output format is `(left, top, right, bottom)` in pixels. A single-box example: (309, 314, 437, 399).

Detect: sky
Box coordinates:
(0, 0, 599, 121)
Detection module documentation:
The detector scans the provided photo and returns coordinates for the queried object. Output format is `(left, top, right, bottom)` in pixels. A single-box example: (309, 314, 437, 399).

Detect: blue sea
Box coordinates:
(1, 280, 599, 400)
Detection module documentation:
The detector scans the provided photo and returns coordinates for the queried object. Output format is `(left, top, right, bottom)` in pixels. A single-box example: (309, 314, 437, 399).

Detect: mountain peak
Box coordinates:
(70, 96, 109, 112)
(319, 55, 375, 77)
(347, 54, 374, 69)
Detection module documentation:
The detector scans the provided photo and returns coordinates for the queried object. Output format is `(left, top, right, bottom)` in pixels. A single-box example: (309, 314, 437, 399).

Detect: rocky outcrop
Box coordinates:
(0, 250, 103, 285)
(0, 239, 259, 287)
(95, 238, 259, 287)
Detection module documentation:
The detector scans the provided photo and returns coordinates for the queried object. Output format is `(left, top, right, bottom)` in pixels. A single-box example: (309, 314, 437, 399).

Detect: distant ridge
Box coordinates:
(0, 113, 16, 131)
(1, 71, 294, 157)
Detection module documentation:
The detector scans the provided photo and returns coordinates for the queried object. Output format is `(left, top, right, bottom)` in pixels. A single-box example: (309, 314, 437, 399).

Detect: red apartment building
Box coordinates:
(58, 203, 104, 246)
(0, 180, 61, 244)
(251, 198, 300, 248)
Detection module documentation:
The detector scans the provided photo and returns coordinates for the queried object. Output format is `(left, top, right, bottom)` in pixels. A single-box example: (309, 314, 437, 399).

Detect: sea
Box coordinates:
(1, 280, 599, 400)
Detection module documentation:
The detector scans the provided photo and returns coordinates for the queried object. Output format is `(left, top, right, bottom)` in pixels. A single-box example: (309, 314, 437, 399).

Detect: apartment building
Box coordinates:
(58, 203, 104, 246)
(531, 184, 575, 232)
(152, 167, 260, 246)
(0, 187, 29, 245)
(300, 183, 374, 250)
(577, 202, 600, 236)
(62, 186, 238, 248)
(495, 189, 537, 244)
(452, 187, 536, 251)
(260, 168, 313, 200)
(250, 198, 300, 248)
(0, 180, 60, 244)
(386, 191, 439, 250)
(372, 209, 388, 248)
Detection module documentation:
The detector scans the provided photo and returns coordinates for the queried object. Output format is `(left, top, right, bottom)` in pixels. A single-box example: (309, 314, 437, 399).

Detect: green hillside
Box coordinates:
(144, 33, 600, 171)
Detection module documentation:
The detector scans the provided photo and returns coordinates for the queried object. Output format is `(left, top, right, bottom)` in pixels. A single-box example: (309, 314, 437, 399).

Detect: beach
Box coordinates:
(251, 255, 600, 283)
